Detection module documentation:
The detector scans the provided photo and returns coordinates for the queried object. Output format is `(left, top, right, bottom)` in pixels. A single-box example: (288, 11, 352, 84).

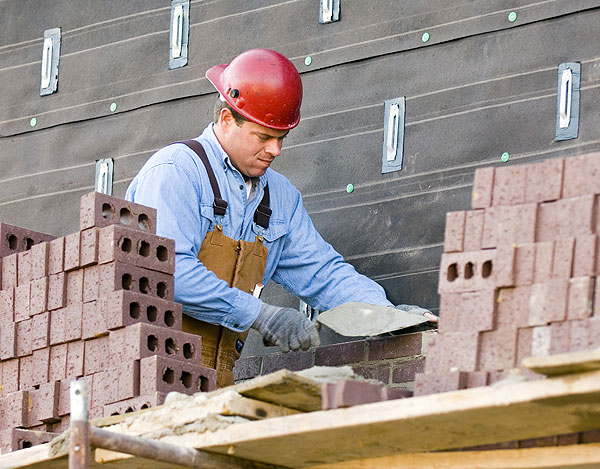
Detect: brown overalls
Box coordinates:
(177, 140, 271, 388)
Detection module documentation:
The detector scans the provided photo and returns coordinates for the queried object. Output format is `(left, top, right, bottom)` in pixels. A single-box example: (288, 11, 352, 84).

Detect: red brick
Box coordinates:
(0, 223, 54, 257)
(47, 273, 66, 311)
(443, 211, 465, 253)
(66, 340, 84, 379)
(48, 344, 67, 382)
(493, 204, 537, 245)
(16, 319, 32, 357)
(534, 242, 554, 283)
(492, 164, 527, 206)
(462, 210, 484, 252)
(103, 392, 166, 417)
(97, 224, 175, 274)
(57, 380, 71, 416)
(525, 158, 564, 203)
(530, 326, 551, 357)
(82, 265, 99, 303)
(92, 362, 140, 407)
(581, 430, 600, 443)
(567, 277, 594, 320)
(80, 227, 99, 267)
(31, 348, 50, 386)
(82, 300, 108, 340)
(368, 332, 422, 360)
(495, 286, 531, 328)
(80, 191, 157, 233)
(562, 152, 600, 198)
(91, 370, 118, 409)
(438, 249, 496, 294)
(48, 237, 64, 275)
(98, 261, 174, 300)
(29, 241, 49, 281)
(392, 357, 425, 383)
(64, 231, 81, 271)
(17, 250, 32, 286)
(64, 303, 83, 342)
(0, 359, 19, 395)
(0, 391, 29, 427)
(4, 428, 58, 452)
(472, 167, 495, 209)
(494, 243, 516, 288)
(351, 364, 391, 385)
(31, 311, 49, 350)
(573, 235, 597, 277)
(84, 336, 109, 375)
(478, 328, 518, 370)
(570, 317, 600, 352)
(481, 207, 496, 248)
(514, 243, 535, 286)
(321, 380, 386, 410)
(260, 350, 314, 375)
(19, 355, 34, 390)
(102, 290, 182, 331)
(438, 332, 479, 372)
(557, 433, 580, 446)
(66, 270, 84, 305)
(536, 195, 594, 243)
(315, 340, 366, 367)
(49, 307, 67, 345)
(0, 322, 17, 360)
(14, 283, 31, 322)
(29, 276, 48, 316)
(549, 322, 571, 355)
(413, 370, 468, 396)
(552, 237, 574, 279)
(439, 289, 496, 333)
(1, 254, 17, 290)
(0, 287, 14, 323)
(423, 334, 442, 374)
(28, 381, 60, 426)
(466, 371, 488, 388)
(529, 279, 569, 325)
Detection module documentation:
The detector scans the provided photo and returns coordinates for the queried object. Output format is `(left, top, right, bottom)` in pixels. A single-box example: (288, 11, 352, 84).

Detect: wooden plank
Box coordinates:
(308, 443, 600, 469)
(220, 396, 301, 420)
(523, 349, 600, 377)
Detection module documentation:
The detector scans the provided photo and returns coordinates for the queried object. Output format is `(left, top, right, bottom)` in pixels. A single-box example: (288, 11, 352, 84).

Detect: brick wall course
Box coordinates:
(262, 350, 314, 375)
(368, 333, 423, 360)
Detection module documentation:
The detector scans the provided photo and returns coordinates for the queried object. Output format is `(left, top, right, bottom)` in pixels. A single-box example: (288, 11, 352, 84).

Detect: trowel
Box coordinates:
(316, 302, 431, 337)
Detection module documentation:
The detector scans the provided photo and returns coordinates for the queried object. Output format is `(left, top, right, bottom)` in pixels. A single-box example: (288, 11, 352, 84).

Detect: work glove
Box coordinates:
(252, 303, 321, 353)
(395, 304, 438, 323)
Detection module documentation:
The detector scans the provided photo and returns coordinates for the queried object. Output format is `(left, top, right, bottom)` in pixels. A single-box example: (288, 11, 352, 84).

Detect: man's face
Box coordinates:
(217, 109, 289, 178)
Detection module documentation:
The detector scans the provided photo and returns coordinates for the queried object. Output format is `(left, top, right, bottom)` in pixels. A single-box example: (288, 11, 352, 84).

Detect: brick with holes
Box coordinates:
(97, 224, 175, 274)
(80, 191, 157, 233)
(0, 223, 55, 258)
(139, 355, 216, 395)
(438, 250, 496, 294)
(98, 261, 174, 301)
(3, 428, 59, 453)
(103, 392, 167, 417)
(443, 211, 465, 253)
(101, 290, 182, 331)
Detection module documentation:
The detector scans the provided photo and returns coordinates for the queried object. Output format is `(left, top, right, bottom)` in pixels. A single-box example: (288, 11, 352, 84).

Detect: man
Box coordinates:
(126, 49, 433, 387)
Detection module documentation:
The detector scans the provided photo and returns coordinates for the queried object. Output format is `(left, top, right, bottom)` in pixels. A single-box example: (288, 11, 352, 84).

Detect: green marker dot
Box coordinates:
(304, 56, 312, 66)
(346, 184, 354, 194)
(110, 102, 117, 112)
(421, 32, 430, 43)
(30, 117, 37, 127)
(501, 152, 510, 163)
(508, 11, 517, 22)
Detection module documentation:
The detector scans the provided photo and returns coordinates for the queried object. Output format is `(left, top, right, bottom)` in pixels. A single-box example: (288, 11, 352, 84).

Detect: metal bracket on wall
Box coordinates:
(319, 0, 340, 24)
(169, 0, 190, 69)
(95, 159, 114, 195)
(381, 97, 405, 173)
(40, 28, 61, 96)
(555, 62, 581, 141)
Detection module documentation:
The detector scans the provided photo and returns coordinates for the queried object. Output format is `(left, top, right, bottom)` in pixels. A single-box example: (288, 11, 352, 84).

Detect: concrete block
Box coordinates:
(98, 261, 174, 300)
(472, 167, 495, 209)
(139, 355, 216, 395)
(443, 211, 465, 253)
(80, 191, 157, 233)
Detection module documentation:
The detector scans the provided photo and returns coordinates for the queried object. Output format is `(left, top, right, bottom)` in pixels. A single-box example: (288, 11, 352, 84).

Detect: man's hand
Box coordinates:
(395, 304, 438, 323)
(252, 303, 321, 352)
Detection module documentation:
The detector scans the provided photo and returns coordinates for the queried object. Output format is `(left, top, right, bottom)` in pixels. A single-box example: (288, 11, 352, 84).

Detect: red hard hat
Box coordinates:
(206, 49, 303, 130)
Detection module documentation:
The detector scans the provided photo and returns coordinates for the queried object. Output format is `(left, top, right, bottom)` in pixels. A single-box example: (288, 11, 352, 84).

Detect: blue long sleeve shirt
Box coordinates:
(125, 124, 392, 331)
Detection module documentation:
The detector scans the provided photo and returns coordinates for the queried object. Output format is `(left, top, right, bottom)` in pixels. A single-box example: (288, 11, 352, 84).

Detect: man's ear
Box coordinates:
(218, 107, 235, 131)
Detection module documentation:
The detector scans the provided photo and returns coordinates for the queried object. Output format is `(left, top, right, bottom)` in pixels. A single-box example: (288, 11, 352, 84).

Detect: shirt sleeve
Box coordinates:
(125, 152, 261, 331)
(271, 188, 393, 311)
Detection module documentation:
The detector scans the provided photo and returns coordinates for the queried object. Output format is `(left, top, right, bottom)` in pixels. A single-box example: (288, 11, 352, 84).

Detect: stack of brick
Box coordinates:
(415, 152, 600, 395)
(0, 192, 216, 454)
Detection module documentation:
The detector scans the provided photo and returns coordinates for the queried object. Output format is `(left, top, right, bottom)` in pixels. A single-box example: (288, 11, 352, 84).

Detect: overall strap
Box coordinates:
(178, 140, 228, 217)
(254, 185, 271, 230)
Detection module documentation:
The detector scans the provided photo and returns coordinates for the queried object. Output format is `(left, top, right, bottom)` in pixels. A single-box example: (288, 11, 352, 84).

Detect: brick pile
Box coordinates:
(415, 152, 600, 395)
(0, 192, 216, 454)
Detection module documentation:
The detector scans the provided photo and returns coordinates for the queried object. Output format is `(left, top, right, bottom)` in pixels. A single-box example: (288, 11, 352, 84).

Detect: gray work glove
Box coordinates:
(252, 303, 321, 353)
(395, 304, 438, 323)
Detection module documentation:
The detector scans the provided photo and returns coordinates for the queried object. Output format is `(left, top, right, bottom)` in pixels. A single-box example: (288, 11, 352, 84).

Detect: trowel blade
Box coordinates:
(317, 302, 429, 337)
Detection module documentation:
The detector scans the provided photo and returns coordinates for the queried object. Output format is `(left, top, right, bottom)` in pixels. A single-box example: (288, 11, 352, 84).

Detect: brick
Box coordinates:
(0, 223, 54, 258)
(321, 380, 386, 410)
(102, 290, 182, 330)
(443, 211, 465, 253)
(0, 359, 19, 396)
(92, 363, 139, 405)
(570, 317, 600, 352)
(82, 300, 108, 340)
(567, 277, 594, 320)
(14, 283, 31, 321)
(439, 289, 496, 333)
(437, 332, 479, 372)
(392, 357, 425, 383)
(80, 227, 99, 267)
(0, 391, 29, 427)
(98, 224, 175, 274)
(495, 286, 531, 329)
(493, 204, 537, 245)
(16, 319, 32, 357)
(64, 303, 83, 342)
(233, 356, 262, 381)
(47, 272, 66, 311)
(481, 207, 497, 249)
(438, 249, 496, 294)
(66, 270, 84, 305)
(31, 348, 50, 386)
(519, 436, 559, 448)
(516, 327, 534, 364)
(529, 279, 569, 326)
(4, 429, 58, 452)
(536, 195, 594, 243)
(557, 433, 581, 446)
(423, 334, 442, 374)
(17, 250, 32, 286)
(472, 167, 495, 209)
(0, 323, 17, 360)
(534, 242, 554, 283)
(29, 241, 49, 280)
(29, 276, 48, 316)
(1, 254, 17, 290)
(581, 430, 600, 443)
(57, 380, 71, 416)
(260, 350, 314, 375)
(413, 371, 468, 396)
(98, 261, 174, 300)
(51, 416, 70, 432)
(82, 265, 100, 303)
(315, 340, 366, 367)
(466, 371, 488, 388)
(91, 370, 118, 408)
(492, 164, 527, 206)
(28, 381, 60, 426)
(48, 237, 64, 275)
(0, 287, 14, 323)
(552, 237, 574, 279)
(103, 392, 167, 417)
(549, 322, 571, 355)
(368, 333, 422, 360)
(19, 355, 34, 390)
(531, 326, 551, 357)
(48, 344, 67, 382)
(350, 363, 391, 384)
(494, 243, 516, 288)
(84, 336, 109, 375)
(573, 235, 597, 277)
(31, 311, 50, 350)
(514, 243, 535, 286)
(462, 210, 484, 252)
(66, 340, 84, 378)
(80, 191, 157, 233)
(525, 158, 564, 203)
(63, 232, 81, 271)
(49, 307, 67, 345)
(478, 328, 518, 371)
(562, 152, 600, 198)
